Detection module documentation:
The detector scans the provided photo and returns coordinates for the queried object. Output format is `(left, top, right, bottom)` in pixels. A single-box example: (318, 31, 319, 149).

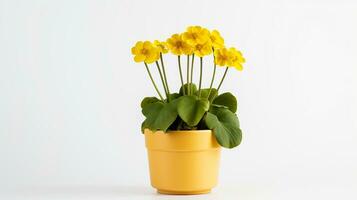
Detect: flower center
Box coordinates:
(220, 54, 228, 60)
(141, 48, 148, 55)
(175, 41, 183, 48)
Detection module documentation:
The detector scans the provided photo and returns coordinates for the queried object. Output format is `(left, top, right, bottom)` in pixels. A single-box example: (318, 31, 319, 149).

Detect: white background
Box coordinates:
(0, 0, 356, 199)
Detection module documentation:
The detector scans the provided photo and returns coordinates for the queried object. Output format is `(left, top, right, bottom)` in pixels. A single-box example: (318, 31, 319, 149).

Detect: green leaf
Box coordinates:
(140, 97, 160, 109)
(213, 92, 238, 113)
(205, 107, 242, 148)
(142, 100, 178, 132)
(179, 83, 197, 95)
(141, 120, 147, 134)
(177, 96, 210, 126)
(195, 88, 218, 102)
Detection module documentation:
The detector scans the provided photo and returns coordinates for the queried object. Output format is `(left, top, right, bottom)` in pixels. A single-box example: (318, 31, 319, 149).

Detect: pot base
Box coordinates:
(157, 189, 211, 195)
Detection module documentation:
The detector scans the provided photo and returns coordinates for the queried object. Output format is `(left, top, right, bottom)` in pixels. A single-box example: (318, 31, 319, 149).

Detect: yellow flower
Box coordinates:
(166, 34, 193, 55)
(193, 41, 212, 57)
(210, 30, 224, 49)
(131, 41, 160, 64)
(214, 47, 245, 70)
(182, 26, 210, 45)
(214, 47, 231, 66)
(154, 40, 168, 54)
(229, 47, 245, 71)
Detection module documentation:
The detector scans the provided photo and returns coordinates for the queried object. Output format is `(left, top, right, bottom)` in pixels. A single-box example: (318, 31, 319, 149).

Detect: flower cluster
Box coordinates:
(131, 26, 245, 69)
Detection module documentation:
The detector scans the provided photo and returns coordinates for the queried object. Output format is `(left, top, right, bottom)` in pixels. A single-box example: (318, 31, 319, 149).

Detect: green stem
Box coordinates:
(190, 54, 195, 95)
(178, 56, 185, 95)
(160, 53, 170, 97)
(208, 51, 217, 97)
(217, 67, 229, 92)
(144, 63, 164, 101)
(186, 55, 190, 95)
(198, 57, 203, 98)
(155, 61, 169, 101)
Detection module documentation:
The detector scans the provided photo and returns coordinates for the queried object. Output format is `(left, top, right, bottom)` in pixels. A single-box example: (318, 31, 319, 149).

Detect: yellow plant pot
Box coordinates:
(144, 129, 221, 195)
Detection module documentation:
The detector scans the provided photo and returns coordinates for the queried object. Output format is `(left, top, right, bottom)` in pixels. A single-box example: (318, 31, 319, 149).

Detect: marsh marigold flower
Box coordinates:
(182, 26, 210, 45)
(166, 34, 193, 55)
(154, 40, 168, 54)
(214, 47, 245, 70)
(210, 30, 224, 49)
(131, 41, 160, 63)
(214, 47, 231, 66)
(193, 42, 213, 57)
(229, 47, 245, 71)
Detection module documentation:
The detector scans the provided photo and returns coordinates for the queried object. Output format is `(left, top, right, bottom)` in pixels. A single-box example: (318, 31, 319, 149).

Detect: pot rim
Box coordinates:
(145, 129, 212, 134)
(165, 129, 212, 134)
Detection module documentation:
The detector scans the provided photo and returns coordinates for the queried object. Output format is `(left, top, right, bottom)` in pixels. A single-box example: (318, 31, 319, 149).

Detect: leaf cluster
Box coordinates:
(141, 84, 242, 148)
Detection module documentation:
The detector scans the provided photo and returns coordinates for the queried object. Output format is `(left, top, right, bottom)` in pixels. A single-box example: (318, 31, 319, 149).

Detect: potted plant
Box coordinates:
(131, 26, 245, 195)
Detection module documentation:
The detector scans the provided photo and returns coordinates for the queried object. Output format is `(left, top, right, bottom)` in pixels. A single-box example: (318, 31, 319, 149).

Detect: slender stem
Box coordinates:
(186, 55, 190, 95)
(178, 56, 185, 95)
(160, 53, 170, 97)
(208, 50, 217, 97)
(190, 54, 195, 95)
(217, 67, 229, 91)
(144, 63, 164, 101)
(155, 61, 169, 100)
(207, 64, 216, 99)
(198, 57, 203, 98)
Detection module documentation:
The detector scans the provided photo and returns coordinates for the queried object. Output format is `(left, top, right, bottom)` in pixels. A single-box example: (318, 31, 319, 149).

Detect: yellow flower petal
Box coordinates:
(154, 40, 168, 54)
(134, 54, 145, 62)
(233, 63, 243, 71)
(131, 46, 138, 54)
(211, 30, 224, 49)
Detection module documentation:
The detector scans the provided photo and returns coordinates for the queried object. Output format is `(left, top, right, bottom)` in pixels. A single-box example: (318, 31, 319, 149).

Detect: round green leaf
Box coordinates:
(140, 97, 160, 109)
(179, 83, 197, 95)
(142, 101, 178, 132)
(177, 96, 210, 127)
(205, 107, 242, 148)
(195, 88, 218, 102)
(213, 92, 237, 113)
